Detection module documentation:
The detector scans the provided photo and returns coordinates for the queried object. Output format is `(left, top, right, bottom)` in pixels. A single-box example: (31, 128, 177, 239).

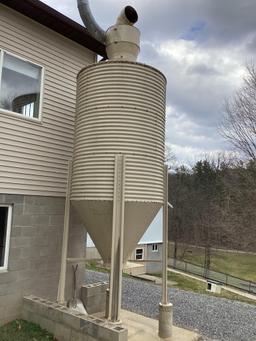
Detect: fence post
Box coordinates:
(249, 281, 252, 293)
(226, 274, 228, 285)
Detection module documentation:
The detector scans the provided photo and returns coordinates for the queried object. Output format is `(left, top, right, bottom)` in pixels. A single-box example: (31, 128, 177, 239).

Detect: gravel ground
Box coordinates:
(85, 270, 256, 341)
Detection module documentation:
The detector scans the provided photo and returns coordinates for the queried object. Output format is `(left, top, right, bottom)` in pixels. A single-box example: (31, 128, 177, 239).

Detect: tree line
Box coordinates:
(168, 64, 256, 258)
(168, 156, 256, 255)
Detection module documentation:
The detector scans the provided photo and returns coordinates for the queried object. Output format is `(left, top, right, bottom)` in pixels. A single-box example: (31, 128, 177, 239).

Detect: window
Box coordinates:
(135, 248, 143, 260)
(0, 205, 12, 271)
(152, 243, 158, 252)
(0, 51, 42, 119)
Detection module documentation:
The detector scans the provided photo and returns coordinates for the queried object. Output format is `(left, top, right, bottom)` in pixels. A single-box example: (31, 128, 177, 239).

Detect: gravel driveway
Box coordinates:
(85, 270, 256, 341)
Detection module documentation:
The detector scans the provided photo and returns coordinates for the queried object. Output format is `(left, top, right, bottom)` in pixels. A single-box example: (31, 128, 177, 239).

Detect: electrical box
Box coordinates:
(206, 280, 222, 294)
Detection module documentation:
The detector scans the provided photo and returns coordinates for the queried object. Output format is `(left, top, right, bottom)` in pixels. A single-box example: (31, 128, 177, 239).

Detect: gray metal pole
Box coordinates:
(159, 164, 173, 338)
(108, 155, 125, 322)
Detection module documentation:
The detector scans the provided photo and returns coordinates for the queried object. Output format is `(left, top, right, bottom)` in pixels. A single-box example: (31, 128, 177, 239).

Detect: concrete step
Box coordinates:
(121, 310, 202, 341)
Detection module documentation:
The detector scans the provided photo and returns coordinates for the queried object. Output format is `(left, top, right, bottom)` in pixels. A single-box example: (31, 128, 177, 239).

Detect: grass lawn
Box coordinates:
(86, 261, 109, 273)
(87, 260, 256, 306)
(86, 258, 256, 305)
(0, 320, 56, 341)
(165, 272, 256, 306)
(169, 243, 256, 282)
(86, 261, 131, 278)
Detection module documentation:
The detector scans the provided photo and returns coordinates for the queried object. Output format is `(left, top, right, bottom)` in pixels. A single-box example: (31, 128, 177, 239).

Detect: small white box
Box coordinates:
(206, 280, 222, 294)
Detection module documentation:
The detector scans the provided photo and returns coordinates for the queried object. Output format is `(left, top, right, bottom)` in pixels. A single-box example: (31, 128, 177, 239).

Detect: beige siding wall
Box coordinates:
(0, 5, 95, 197)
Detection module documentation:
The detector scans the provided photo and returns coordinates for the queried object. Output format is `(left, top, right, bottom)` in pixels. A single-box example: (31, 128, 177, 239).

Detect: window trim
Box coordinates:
(152, 243, 158, 252)
(0, 49, 44, 122)
(135, 248, 144, 260)
(0, 205, 12, 272)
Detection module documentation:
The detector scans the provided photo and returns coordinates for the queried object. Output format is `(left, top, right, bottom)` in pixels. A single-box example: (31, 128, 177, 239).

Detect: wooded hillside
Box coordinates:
(168, 157, 256, 253)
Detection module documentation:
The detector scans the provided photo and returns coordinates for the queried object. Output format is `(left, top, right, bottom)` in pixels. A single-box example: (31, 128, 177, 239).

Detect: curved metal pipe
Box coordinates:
(116, 6, 138, 25)
(77, 0, 106, 43)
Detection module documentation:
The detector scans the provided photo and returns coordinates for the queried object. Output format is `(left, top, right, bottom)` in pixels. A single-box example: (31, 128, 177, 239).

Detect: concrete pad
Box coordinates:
(124, 262, 144, 270)
(121, 310, 201, 341)
(123, 262, 146, 276)
(135, 274, 177, 287)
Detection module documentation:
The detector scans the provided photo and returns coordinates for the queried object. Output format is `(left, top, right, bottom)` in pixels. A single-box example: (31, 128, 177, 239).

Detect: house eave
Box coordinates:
(1, 0, 107, 58)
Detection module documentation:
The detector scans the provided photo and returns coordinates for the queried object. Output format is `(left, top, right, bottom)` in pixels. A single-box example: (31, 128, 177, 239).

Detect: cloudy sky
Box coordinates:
(43, 0, 256, 165)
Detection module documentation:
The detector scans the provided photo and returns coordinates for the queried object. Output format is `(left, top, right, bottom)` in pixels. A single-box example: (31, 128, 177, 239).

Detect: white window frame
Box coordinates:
(0, 49, 44, 122)
(135, 248, 144, 260)
(0, 205, 12, 272)
(152, 243, 158, 252)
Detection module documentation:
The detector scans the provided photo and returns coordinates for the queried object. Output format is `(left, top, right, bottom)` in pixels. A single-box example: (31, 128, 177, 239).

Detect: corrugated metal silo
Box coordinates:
(71, 60, 166, 263)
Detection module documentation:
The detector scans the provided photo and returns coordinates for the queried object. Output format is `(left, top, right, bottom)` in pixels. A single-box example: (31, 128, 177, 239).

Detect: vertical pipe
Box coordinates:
(57, 160, 72, 303)
(84, 232, 87, 282)
(109, 155, 125, 322)
(162, 164, 169, 305)
(105, 288, 110, 318)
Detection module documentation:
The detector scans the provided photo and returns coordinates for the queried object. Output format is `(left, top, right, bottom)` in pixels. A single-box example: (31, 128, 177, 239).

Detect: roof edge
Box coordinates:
(1, 0, 107, 58)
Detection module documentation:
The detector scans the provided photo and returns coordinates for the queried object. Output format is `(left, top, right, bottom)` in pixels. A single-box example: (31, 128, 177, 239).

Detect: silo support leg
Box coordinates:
(109, 155, 126, 322)
(57, 160, 72, 304)
(159, 164, 173, 338)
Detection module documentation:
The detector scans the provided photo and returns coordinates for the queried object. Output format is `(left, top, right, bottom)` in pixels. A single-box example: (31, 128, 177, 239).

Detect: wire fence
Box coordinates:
(168, 258, 256, 295)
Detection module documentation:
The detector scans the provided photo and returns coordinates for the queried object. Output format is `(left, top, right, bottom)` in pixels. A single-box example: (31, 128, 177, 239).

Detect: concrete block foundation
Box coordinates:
(0, 194, 86, 325)
(22, 296, 201, 341)
(22, 295, 128, 341)
(81, 282, 109, 315)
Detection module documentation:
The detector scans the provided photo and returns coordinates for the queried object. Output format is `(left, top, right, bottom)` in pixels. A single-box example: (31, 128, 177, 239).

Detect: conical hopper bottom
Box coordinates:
(71, 200, 162, 263)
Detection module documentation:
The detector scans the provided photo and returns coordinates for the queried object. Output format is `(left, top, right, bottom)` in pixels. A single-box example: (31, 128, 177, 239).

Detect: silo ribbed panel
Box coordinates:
(71, 61, 166, 203)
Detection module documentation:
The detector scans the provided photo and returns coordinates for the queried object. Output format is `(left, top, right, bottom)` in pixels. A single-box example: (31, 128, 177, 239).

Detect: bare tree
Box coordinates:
(165, 144, 177, 170)
(220, 64, 256, 159)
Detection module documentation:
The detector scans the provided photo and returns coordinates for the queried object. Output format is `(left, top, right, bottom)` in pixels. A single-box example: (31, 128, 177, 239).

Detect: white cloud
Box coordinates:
(169, 143, 211, 167)
(41, 0, 255, 164)
(140, 38, 248, 164)
(166, 143, 238, 169)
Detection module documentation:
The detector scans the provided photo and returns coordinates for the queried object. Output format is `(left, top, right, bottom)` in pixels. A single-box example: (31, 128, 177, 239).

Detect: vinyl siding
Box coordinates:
(0, 5, 95, 197)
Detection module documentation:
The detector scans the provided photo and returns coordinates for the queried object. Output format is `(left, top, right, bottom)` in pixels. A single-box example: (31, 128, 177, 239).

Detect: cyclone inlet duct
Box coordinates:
(73, 0, 167, 323)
